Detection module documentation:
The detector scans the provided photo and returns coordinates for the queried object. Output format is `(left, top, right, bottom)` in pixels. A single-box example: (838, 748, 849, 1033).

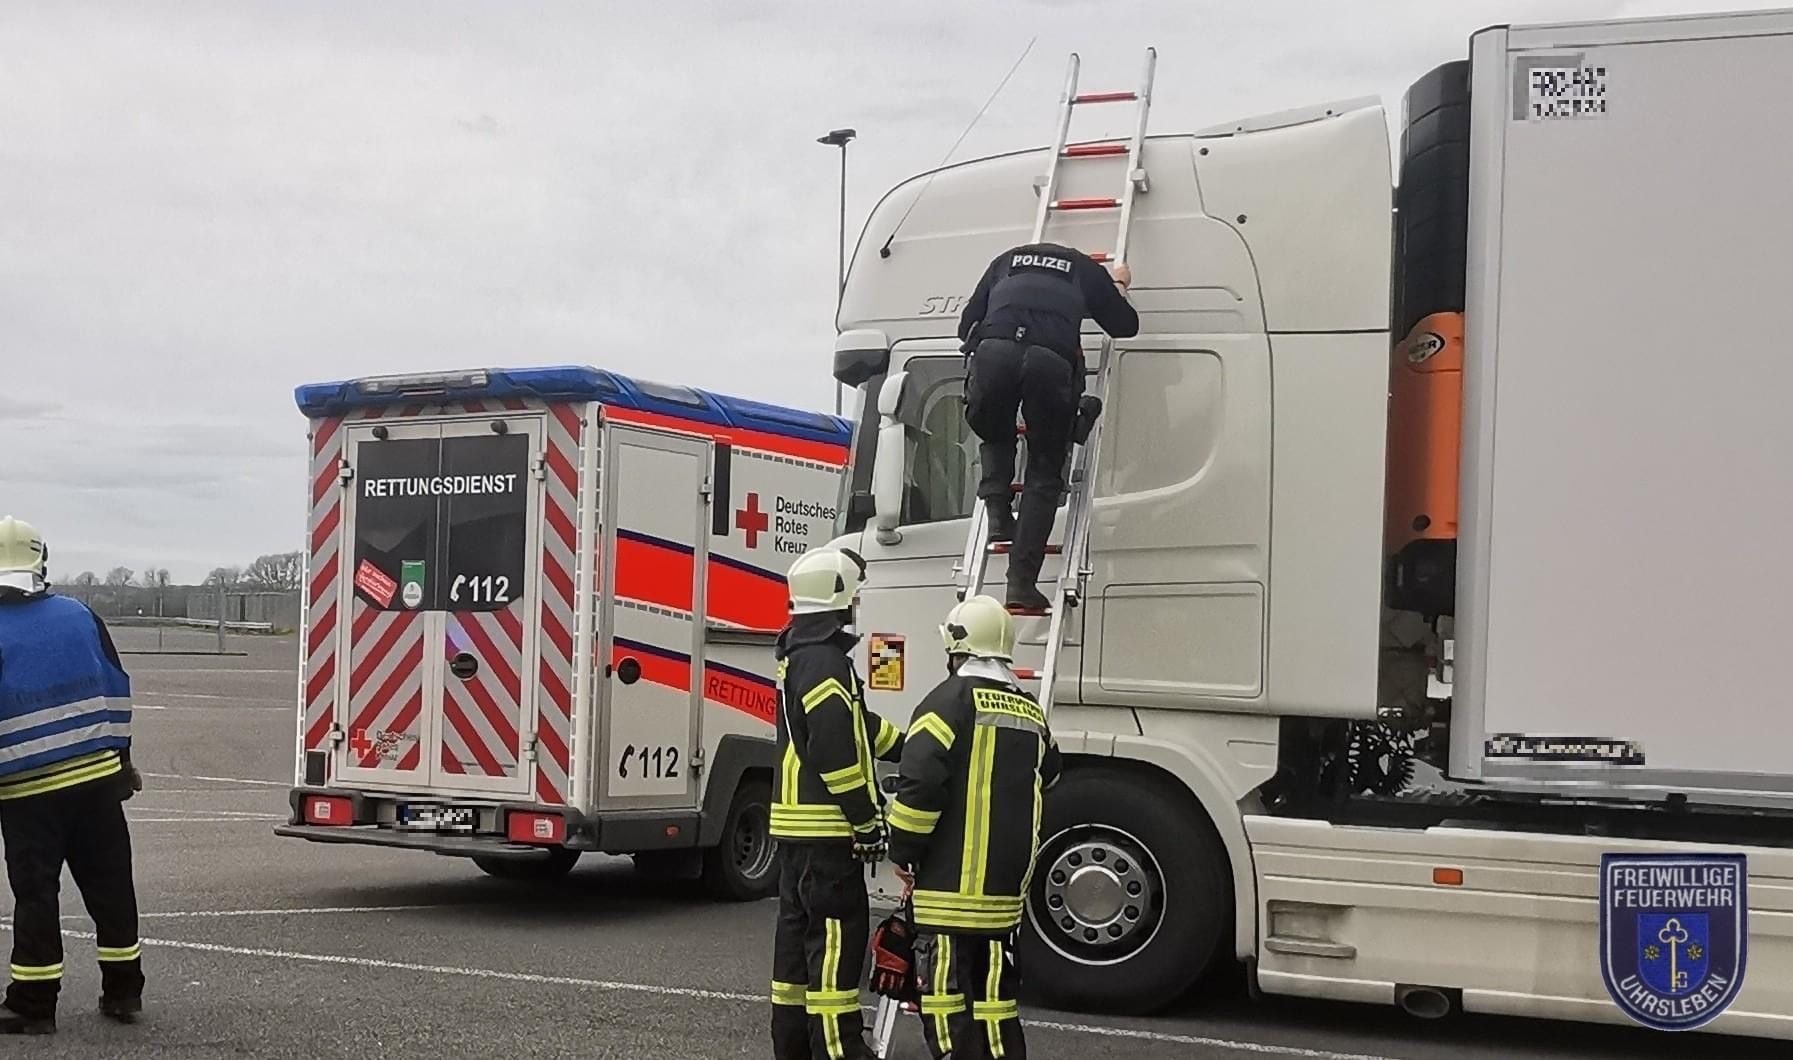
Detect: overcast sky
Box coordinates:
(0, 0, 1774, 581)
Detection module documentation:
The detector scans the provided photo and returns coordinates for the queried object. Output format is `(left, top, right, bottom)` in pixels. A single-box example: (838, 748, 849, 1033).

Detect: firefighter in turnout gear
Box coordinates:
(770, 546, 905, 1060)
(0, 518, 144, 1036)
(957, 243, 1138, 611)
(888, 595, 1061, 1059)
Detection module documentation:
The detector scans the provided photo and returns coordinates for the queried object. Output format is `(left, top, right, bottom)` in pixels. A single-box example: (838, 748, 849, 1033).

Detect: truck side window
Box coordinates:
(898, 356, 978, 526)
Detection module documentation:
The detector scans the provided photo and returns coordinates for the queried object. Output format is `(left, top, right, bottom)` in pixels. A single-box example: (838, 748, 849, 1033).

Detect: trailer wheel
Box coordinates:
(1020, 765, 1230, 1015)
(702, 778, 778, 901)
(472, 848, 580, 881)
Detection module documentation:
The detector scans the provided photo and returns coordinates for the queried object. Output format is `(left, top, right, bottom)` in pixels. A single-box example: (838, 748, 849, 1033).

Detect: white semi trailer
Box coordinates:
(827, 9, 1793, 1039)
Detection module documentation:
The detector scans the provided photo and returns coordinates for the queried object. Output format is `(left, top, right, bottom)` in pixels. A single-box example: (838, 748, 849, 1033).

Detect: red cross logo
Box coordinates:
(349, 728, 372, 759)
(735, 492, 770, 549)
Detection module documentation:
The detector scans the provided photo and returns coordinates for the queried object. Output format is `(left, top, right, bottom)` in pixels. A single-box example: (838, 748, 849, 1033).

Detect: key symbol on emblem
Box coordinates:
(1659, 918, 1691, 992)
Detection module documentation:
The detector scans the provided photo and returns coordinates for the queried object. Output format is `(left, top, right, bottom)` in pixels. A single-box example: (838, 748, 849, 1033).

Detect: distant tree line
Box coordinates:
(58, 551, 303, 618)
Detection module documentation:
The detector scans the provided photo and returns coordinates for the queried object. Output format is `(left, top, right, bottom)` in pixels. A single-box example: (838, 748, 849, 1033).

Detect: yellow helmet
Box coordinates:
(0, 517, 48, 595)
(786, 547, 867, 616)
(940, 595, 1014, 661)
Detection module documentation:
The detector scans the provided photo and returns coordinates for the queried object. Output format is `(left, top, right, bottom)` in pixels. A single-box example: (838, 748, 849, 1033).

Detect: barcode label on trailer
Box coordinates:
(1516, 54, 1609, 121)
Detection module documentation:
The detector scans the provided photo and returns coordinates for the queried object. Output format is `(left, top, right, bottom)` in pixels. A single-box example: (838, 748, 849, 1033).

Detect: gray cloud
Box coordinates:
(0, 0, 1769, 579)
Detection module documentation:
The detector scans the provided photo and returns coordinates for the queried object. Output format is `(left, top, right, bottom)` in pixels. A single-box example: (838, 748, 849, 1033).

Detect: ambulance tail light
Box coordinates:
(507, 811, 567, 846)
(354, 370, 489, 397)
(303, 795, 353, 827)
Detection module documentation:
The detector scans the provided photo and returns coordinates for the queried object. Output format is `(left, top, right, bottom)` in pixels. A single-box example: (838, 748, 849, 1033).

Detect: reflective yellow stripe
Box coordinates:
(819, 763, 867, 795)
(887, 798, 940, 835)
(986, 939, 1008, 1058)
(960, 726, 995, 894)
(771, 980, 808, 1007)
(0, 749, 117, 784)
(9, 963, 63, 982)
(912, 890, 1025, 931)
(920, 993, 966, 1014)
(771, 801, 855, 839)
(805, 987, 859, 1015)
(910, 713, 955, 750)
(780, 743, 801, 805)
(874, 717, 901, 757)
(0, 752, 122, 801)
(932, 936, 954, 1051)
(801, 678, 853, 713)
(819, 918, 845, 1058)
(974, 999, 1020, 1020)
(97, 944, 142, 962)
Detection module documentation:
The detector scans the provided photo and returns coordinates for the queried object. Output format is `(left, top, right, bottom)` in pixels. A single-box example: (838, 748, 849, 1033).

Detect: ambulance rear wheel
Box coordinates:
(1021, 765, 1230, 1015)
(703, 778, 778, 902)
(473, 848, 580, 881)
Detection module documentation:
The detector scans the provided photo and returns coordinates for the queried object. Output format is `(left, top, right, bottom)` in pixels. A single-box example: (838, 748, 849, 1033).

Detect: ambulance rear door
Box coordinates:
(333, 414, 543, 799)
(595, 422, 711, 811)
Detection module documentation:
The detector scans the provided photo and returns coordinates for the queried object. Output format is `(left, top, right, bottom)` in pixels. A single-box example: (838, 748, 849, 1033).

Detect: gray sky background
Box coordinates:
(0, 0, 1772, 581)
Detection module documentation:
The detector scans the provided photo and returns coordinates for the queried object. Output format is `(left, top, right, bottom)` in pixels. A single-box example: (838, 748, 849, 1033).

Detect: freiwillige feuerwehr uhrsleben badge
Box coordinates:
(1599, 852, 1747, 1031)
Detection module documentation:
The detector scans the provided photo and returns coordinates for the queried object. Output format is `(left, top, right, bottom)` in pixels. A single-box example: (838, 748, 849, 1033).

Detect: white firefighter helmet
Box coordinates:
(0, 516, 48, 595)
(940, 594, 1015, 661)
(786, 546, 867, 616)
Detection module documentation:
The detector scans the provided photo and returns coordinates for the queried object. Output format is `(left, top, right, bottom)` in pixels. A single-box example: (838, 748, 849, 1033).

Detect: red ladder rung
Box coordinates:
(1087, 252, 1112, 263)
(1012, 667, 1041, 680)
(1051, 197, 1120, 211)
(987, 543, 1062, 556)
(1007, 606, 1051, 618)
(1073, 91, 1137, 104)
(1063, 142, 1129, 158)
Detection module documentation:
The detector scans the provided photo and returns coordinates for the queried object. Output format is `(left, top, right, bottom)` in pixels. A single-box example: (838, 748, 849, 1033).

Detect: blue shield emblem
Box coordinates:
(1600, 853, 1747, 1031)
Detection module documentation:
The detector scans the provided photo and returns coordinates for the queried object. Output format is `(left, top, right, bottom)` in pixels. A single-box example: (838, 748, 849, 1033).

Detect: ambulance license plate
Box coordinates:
(397, 804, 475, 833)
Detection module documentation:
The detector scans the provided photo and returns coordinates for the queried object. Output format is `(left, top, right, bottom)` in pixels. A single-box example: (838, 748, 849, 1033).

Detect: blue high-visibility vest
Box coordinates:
(0, 594, 132, 781)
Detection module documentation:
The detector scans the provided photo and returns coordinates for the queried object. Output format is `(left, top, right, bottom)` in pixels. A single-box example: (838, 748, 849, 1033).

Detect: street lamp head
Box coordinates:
(817, 128, 857, 147)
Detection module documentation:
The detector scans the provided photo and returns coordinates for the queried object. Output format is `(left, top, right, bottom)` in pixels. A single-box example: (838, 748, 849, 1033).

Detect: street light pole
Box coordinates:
(817, 128, 856, 417)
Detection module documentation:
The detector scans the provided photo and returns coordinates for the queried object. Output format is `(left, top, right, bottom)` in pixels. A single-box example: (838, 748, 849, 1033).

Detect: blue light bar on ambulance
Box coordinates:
(353, 369, 490, 396)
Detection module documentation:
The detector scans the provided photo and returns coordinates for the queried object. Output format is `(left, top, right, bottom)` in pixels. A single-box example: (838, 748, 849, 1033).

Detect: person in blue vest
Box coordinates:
(0, 517, 144, 1036)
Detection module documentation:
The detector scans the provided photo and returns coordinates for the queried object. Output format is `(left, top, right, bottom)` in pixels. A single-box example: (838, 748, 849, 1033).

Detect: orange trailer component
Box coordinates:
(1384, 311, 1463, 554)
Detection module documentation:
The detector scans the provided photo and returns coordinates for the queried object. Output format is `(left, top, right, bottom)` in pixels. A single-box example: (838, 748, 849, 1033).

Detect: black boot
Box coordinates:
(100, 996, 142, 1024)
(0, 1005, 55, 1036)
(1006, 580, 1051, 613)
(984, 499, 1016, 543)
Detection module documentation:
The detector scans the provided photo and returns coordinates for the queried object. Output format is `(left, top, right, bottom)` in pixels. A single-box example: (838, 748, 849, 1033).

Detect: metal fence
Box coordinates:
(187, 590, 302, 633)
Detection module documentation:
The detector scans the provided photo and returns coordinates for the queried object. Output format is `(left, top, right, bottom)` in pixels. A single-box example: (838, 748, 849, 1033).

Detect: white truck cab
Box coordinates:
(825, 10, 1793, 1041)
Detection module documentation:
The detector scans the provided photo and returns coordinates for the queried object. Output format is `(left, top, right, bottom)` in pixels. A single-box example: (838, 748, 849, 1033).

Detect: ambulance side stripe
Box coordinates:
(302, 415, 345, 755)
(534, 400, 581, 805)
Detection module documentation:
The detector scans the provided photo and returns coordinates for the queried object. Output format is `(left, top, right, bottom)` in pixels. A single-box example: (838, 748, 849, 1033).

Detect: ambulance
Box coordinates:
(276, 366, 848, 899)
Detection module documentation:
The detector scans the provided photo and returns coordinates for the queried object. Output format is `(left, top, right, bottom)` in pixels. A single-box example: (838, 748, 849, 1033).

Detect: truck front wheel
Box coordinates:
(1021, 765, 1231, 1014)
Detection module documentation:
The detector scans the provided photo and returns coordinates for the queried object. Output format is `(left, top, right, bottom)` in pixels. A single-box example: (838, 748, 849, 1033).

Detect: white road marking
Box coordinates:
(128, 905, 449, 920)
(127, 816, 282, 823)
(0, 926, 1401, 1059)
(128, 806, 282, 819)
(141, 771, 290, 788)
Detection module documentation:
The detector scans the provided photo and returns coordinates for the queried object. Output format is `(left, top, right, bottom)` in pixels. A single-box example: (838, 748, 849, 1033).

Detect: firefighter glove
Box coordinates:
(868, 910, 920, 1001)
(852, 822, 888, 865)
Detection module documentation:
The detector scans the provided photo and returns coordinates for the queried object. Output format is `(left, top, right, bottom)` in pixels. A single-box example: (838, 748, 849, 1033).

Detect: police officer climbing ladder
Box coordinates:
(955, 45, 1156, 708)
(770, 547, 905, 1060)
(0, 517, 145, 1037)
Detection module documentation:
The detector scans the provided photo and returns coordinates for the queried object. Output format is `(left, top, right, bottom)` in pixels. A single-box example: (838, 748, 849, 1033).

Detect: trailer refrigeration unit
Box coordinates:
(831, 9, 1793, 1041)
(277, 366, 849, 899)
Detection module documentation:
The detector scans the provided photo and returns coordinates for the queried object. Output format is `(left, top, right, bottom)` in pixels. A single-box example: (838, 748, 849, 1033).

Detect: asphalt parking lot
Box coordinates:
(0, 627, 1781, 1059)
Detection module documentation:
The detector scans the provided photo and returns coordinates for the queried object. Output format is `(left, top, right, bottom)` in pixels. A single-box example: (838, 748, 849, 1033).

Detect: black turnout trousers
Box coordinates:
(771, 841, 871, 1060)
(917, 931, 1025, 1059)
(965, 338, 1080, 590)
(1, 775, 143, 1019)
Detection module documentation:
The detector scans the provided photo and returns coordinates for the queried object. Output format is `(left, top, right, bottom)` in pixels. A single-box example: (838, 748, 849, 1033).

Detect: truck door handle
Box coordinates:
(612, 657, 642, 685)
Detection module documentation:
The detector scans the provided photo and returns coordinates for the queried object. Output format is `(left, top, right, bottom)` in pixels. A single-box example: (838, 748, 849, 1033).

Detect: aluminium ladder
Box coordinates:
(874, 47, 1157, 1060)
(955, 46, 1156, 718)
